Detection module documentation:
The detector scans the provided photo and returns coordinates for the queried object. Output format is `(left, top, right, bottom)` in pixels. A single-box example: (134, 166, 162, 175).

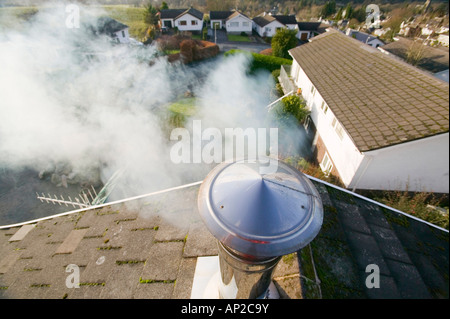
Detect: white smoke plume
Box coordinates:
(0, 2, 280, 213)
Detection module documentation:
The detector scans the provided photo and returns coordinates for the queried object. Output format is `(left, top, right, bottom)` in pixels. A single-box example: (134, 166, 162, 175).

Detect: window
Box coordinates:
(230, 22, 239, 28)
(121, 30, 125, 38)
(310, 85, 316, 96)
(242, 22, 249, 27)
(331, 117, 345, 141)
(320, 101, 328, 114)
(179, 20, 187, 26)
(265, 27, 271, 32)
(191, 20, 198, 25)
(320, 153, 333, 176)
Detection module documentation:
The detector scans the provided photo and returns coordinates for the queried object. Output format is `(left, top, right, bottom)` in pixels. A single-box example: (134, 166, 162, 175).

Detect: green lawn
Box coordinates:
(100, 5, 148, 40)
(227, 34, 251, 42)
(0, 5, 148, 40)
(168, 98, 197, 116)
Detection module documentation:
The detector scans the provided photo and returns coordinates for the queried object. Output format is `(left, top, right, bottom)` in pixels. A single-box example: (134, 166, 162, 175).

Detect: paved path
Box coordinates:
(208, 29, 271, 53)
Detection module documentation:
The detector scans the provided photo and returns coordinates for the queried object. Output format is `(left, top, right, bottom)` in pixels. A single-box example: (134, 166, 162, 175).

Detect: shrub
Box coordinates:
(271, 28, 298, 59)
(272, 95, 310, 125)
(376, 190, 449, 230)
(224, 49, 292, 73)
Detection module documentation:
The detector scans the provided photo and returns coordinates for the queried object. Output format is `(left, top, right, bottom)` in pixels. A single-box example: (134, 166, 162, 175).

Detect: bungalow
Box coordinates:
(345, 28, 384, 48)
(209, 10, 253, 34)
(296, 22, 327, 41)
(159, 8, 204, 32)
(95, 16, 130, 44)
(285, 29, 449, 193)
(252, 13, 297, 37)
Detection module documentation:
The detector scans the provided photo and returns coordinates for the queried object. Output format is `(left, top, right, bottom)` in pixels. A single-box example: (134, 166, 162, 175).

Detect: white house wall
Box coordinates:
(114, 28, 130, 44)
(226, 15, 252, 33)
(253, 20, 285, 37)
(291, 60, 365, 185)
(175, 14, 203, 32)
(350, 133, 450, 193)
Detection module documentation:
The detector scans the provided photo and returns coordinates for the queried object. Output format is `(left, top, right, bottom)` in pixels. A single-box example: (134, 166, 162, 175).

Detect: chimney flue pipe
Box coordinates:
(198, 158, 323, 299)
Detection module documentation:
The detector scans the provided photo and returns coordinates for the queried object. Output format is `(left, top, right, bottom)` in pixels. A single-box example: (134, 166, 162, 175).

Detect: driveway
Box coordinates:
(207, 29, 271, 53)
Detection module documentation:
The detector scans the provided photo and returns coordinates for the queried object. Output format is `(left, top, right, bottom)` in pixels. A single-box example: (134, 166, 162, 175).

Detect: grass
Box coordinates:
(168, 98, 197, 116)
(0, 5, 148, 40)
(100, 5, 148, 40)
(375, 190, 449, 230)
(227, 34, 251, 42)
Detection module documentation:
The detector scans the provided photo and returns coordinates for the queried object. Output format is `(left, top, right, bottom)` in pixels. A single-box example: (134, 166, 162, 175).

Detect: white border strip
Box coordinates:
(0, 181, 203, 230)
(306, 174, 449, 233)
(1, 176, 448, 234)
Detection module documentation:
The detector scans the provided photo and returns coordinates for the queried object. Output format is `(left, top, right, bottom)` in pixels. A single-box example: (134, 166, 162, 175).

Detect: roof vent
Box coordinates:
(198, 157, 323, 298)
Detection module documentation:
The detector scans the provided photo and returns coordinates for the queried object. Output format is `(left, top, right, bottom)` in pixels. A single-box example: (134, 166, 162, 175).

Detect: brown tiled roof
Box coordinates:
(289, 29, 449, 152)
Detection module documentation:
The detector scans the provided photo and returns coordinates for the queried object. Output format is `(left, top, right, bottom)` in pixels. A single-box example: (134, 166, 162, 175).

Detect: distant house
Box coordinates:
(252, 13, 297, 37)
(159, 8, 204, 32)
(379, 36, 449, 74)
(345, 29, 384, 48)
(284, 29, 449, 193)
(209, 10, 253, 34)
(437, 34, 449, 47)
(296, 22, 327, 41)
(95, 16, 130, 44)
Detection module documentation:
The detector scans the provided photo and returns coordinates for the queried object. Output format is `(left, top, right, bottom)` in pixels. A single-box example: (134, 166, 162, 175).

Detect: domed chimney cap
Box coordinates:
(198, 158, 323, 258)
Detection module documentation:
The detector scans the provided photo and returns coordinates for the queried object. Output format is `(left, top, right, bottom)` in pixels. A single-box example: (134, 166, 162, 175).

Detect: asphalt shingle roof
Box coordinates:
(0, 176, 448, 299)
(289, 29, 449, 152)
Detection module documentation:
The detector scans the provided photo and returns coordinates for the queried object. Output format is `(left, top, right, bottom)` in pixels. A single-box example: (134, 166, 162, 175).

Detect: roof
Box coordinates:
(253, 14, 297, 27)
(381, 36, 449, 73)
(252, 15, 275, 27)
(227, 10, 251, 22)
(178, 7, 204, 20)
(95, 17, 128, 36)
(289, 29, 449, 152)
(209, 11, 233, 20)
(347, 29, 383, 45)
(297, 22, 321, 31)
(0, 175, 448, 299)
(272, 15, 297, 25)
(159, 9, 186, 19)
(159, 8, 204, 21)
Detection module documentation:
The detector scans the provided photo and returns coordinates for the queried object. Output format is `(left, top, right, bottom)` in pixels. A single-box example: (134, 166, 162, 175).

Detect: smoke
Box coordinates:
(0, 2, 281, 209)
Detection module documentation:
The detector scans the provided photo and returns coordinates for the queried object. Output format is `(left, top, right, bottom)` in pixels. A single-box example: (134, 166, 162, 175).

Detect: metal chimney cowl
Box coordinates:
(197, 157, 323, 299)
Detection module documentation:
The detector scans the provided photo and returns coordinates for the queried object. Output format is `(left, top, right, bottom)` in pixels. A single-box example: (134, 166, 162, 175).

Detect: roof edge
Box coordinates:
(306, 174, 449, 233)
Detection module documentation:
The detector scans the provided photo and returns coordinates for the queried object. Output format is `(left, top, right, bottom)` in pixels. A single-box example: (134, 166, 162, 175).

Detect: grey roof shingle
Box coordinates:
(160, 8, 204, 21)
(0, 175, 448, 299)
(289, 29, 449, 152)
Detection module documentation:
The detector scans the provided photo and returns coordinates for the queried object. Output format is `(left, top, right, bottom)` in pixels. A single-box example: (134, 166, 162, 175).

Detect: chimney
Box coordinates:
(197, 158, 323, 298)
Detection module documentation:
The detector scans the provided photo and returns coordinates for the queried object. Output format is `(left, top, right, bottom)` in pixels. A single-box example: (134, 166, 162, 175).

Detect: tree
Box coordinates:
(144, 3, 159, 27)
(271, 28, 298, 59)
(160, 1, 169, 10)
(320, 0, 336, 19)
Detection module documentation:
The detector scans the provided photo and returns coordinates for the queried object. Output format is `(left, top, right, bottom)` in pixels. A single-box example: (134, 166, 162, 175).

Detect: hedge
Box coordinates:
(224, 49, 292, 73)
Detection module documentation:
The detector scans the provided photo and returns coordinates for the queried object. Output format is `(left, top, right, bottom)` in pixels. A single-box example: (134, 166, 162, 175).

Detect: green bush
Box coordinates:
(273, 95, 310, 125)
(376, 191, 449, 230)
(224, 49, 292, 73)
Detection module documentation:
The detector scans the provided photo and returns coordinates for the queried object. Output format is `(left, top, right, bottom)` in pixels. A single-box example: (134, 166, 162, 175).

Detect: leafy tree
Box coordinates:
(160, 1, 169, 10)
(144, 3, 159, 26)
(351, 7, 366, 23)
(271, 28, 298, 60)
(320, 0, 336, 18)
